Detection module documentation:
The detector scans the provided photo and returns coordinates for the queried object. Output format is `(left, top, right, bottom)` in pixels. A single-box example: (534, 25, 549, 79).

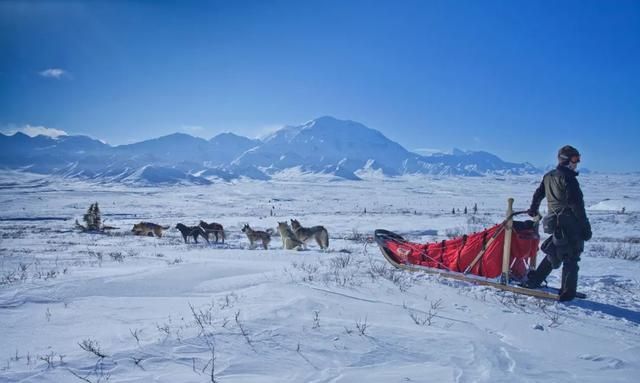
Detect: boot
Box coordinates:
(522, 256, 553, 289)
(559, 260, 579, 302)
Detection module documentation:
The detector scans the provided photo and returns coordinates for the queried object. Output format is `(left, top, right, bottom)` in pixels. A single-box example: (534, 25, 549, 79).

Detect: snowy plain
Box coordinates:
(0, 170, 639, 383)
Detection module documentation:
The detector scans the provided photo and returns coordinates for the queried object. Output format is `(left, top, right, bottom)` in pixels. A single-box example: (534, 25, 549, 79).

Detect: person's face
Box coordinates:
(568, 155, 580, 170)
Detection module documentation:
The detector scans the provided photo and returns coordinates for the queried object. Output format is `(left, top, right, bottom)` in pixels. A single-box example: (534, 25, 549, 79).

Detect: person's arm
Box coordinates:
(567, 177, 591, 240)
(528, 179, 545, 216)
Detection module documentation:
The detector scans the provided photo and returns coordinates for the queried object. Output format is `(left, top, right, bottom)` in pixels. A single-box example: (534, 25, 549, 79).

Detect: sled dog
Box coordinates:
(290, 219, 329, 249)
(131, 222, 169, 238)
(277, 221, 305, 250)
(199, 220, 225, 243)
(176, 223, 210, 244)
(241, 224, 273, 249)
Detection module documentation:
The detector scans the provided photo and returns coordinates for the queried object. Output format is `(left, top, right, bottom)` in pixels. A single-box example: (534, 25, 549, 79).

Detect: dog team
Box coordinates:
(131, 219, 328, 250)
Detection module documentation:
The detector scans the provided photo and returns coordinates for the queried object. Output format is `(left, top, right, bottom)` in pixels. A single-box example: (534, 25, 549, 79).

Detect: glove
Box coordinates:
(582, 223, 592, 241)
(527, 208, 539, 217)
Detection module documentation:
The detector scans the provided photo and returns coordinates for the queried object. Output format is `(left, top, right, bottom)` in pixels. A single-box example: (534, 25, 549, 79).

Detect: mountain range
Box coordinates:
(0, 116, 539, 185)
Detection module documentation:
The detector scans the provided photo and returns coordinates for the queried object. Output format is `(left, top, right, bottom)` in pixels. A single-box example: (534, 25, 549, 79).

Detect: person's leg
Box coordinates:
(559, 256, 580, 301)
(523, 256, 553, 288)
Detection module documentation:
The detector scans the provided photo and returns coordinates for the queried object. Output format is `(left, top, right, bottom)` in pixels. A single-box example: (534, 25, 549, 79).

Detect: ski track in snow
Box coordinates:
(0, 171, 639, 382)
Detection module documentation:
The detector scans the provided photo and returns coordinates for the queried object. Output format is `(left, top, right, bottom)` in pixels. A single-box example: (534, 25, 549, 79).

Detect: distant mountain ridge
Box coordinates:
(0, 116, 540, 185)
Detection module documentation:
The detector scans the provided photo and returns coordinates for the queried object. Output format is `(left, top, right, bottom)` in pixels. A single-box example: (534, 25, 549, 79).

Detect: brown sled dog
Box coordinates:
(290, 219, 329, 249)
(199, 220, 225, 243)
(176, 223, 210, 244)
(132, 222, 170, 237)
(241, 224, 273, 249)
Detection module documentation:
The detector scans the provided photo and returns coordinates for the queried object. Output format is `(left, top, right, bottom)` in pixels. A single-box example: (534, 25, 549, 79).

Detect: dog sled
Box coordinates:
(375, 198, 586, 300)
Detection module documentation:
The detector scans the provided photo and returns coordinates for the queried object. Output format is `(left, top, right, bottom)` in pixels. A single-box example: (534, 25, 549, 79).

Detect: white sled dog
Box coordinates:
(290, 219, 329, 249)
(241, 224, 273, 250)
(277, 221, 305, 250)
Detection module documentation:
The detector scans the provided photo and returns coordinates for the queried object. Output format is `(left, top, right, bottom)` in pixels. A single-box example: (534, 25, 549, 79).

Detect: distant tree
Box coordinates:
(75, 202, 118, 232)
(83, 202, 102, 231)
(473, 203, 478, 214)
(464, 206, 468, 214)
(452, 207, 455, 215)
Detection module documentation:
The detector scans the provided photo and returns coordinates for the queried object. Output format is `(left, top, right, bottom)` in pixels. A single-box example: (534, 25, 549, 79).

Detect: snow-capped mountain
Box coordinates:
(0, 116, 540, 184)
(233, 117, 537, 178)
(232, 117, 412, 179)
(0, 132, 111, 173)
(208, 133, 261, 165)
(408, 149, 539, 176)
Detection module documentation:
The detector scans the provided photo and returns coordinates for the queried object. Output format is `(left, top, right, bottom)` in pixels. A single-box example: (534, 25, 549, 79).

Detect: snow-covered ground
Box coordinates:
(1, 171, 639, 382)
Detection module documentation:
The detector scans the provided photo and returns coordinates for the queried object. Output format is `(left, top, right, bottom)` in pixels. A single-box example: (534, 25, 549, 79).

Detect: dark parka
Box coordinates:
(529, 165, 592, 245)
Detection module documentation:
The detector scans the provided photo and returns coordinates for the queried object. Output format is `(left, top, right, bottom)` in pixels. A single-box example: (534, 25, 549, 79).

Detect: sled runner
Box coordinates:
(375, 198, 586, 300)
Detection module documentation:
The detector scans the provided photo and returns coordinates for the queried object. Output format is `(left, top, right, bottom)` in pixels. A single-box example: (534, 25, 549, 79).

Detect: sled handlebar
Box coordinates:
(508, 210, 541, 224)
(508, 210, 529, 219)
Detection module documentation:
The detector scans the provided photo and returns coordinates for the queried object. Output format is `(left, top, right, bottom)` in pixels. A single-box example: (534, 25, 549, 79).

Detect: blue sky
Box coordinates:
(1, 0, 639, 172)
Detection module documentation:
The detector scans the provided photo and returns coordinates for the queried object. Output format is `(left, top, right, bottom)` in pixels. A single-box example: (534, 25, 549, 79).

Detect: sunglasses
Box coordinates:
(570, 155, 581, 164)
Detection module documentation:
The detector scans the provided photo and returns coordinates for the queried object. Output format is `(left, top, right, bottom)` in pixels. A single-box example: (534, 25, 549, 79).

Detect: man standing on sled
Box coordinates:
(523, 145, 592, 301)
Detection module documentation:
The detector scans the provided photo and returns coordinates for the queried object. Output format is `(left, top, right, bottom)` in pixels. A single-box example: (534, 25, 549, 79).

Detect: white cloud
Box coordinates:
(2, 124, 68, 138)
(39, 68, 68, 79)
